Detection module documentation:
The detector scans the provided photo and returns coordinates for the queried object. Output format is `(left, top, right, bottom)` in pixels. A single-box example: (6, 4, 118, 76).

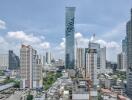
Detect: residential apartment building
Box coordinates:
(20, 44, 42, 89)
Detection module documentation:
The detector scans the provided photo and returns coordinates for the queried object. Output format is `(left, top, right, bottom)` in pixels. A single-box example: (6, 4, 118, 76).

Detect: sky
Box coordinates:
(0, 0, 132, 62)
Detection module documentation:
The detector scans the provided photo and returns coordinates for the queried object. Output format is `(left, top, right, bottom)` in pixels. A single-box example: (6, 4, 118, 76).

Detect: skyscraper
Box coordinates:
(46, 52, 52, 64)
(65, 7, 75, 69)
(117, 53, 122, 69)
(0, 50, 20, 70)
(126, 8, 132, 97)
(0, 54, 8, 70)
(20, 44, 42, 89)
(117, 52, 127, 71)
(76, 48, 85, 75)
(9, 50, 20, 70)
(122, 36, 127, 54)
(88, 42, 100, 69)
(100, 47, 106, 72)
(85, 49, 98, 85)
(41, 55, 46, 66)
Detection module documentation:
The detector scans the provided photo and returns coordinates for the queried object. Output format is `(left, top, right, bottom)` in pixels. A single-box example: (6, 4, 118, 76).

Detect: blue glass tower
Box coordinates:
(126, 8, 132, 98)
(65, 7, 75, 69)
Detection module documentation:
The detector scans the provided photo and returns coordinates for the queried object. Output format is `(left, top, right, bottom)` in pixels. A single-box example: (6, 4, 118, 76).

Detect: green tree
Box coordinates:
(27, 93, 33, 100)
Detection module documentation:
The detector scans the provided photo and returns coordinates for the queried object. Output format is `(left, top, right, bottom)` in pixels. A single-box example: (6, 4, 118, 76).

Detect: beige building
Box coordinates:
(85, 48, 98, 85)
(76, 48, 85, 76)
(0, 54, 8, 70)
(20, 44, 42, 89)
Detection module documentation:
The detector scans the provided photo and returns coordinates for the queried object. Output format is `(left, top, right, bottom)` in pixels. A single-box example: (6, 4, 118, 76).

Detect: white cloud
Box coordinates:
(57, 32, 121, 61)
(96, 39, 120, 48)
(75, 32, 89, 48)
(0, 36, 10, 53)
(7, 31, 50, 49)
(60, 38, 65, 49)
(75, 32, 120, 49)
(75, 32, 83, 39)
(7, 31, 41, 43)
(0, 20, 6, 29)
(40, 42, 50, 49)
(56, 38, 65, 50)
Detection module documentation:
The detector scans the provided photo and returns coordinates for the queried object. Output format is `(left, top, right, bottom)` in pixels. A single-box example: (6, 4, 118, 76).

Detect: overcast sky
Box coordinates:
(0, 0, 132, 62)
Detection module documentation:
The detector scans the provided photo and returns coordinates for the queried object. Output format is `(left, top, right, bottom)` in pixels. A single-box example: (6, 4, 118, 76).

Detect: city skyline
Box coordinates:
(0, 0, 132, 61)
(0, 1, 131, 99)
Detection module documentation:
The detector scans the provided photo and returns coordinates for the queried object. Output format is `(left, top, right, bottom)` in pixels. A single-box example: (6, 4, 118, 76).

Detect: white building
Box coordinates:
(76, 48, 85, 75)
(20, 44, 42, 89)
(88, 38, 111, 74)
(0, 54, 8, 70)
(54, 59, 64, 67)
(46, 52, 52, 64)
(86, 49, 98, 85)
(41, 55, 46, 67)
(117, 52, 127, 71)
(100, 47, 106, 73)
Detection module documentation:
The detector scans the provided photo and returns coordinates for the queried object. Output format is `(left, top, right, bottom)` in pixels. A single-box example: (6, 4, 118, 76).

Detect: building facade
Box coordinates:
(65, 7, 75, 69)
(117, 53, 127, 71)
(46, 52, 53, 64)
(20, 44, 42, 89)
(126, 9, 132, 97)
(9, 50, 20, 70)
(85, 49, 98, 85)
(76, 48, 85, 75)
(122, 37, 127, 54)
(88, 42, 100, 70)
(0, 50, 19, 70)
(100, 47, 106, 72)
(0, 54, 8, 70)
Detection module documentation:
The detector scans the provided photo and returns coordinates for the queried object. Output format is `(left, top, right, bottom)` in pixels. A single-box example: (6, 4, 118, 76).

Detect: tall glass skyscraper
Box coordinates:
(122, 36, 127, 53)
(65, 7, 75, 69)
(126, 8, 132, 98)
(9, 50, 20, 70)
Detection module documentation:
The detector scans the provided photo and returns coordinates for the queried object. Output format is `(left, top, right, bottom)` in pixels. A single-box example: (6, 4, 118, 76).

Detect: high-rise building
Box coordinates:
(85, 49, 98, 85)
(84, 39, 109, 82)
(117, 53, 127, 71)
(100, 47, 106, 72)
(76, 48, 85, 75)
(88, 42, 100, 69)
(0, 54, 8, 70)
(117, 52, 127, 71)
(65, 7, 75, 69)
(20, 44, 42, 89)
(0, 50, 19, 70)
(46, 52, 52, 64)
(122, 53, 127, 71)
(121, 37, 127, 71)
(9, 50, 20, 70)
(126, 9, 132, 97)
(117, 53, 122, 69)
(122, 37, 127, 54)
(41, 55, 46, 66)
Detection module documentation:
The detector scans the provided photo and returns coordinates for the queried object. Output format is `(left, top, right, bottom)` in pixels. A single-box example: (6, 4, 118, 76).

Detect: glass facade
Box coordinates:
(65, 7, 75, 69)
(9, 50, 20, 70)
(122, 36, 127, 53)
(127, 8, 132, 97)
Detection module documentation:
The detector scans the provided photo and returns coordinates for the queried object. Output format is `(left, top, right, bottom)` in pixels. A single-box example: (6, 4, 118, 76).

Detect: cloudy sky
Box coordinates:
(0, 0, 132, 62)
